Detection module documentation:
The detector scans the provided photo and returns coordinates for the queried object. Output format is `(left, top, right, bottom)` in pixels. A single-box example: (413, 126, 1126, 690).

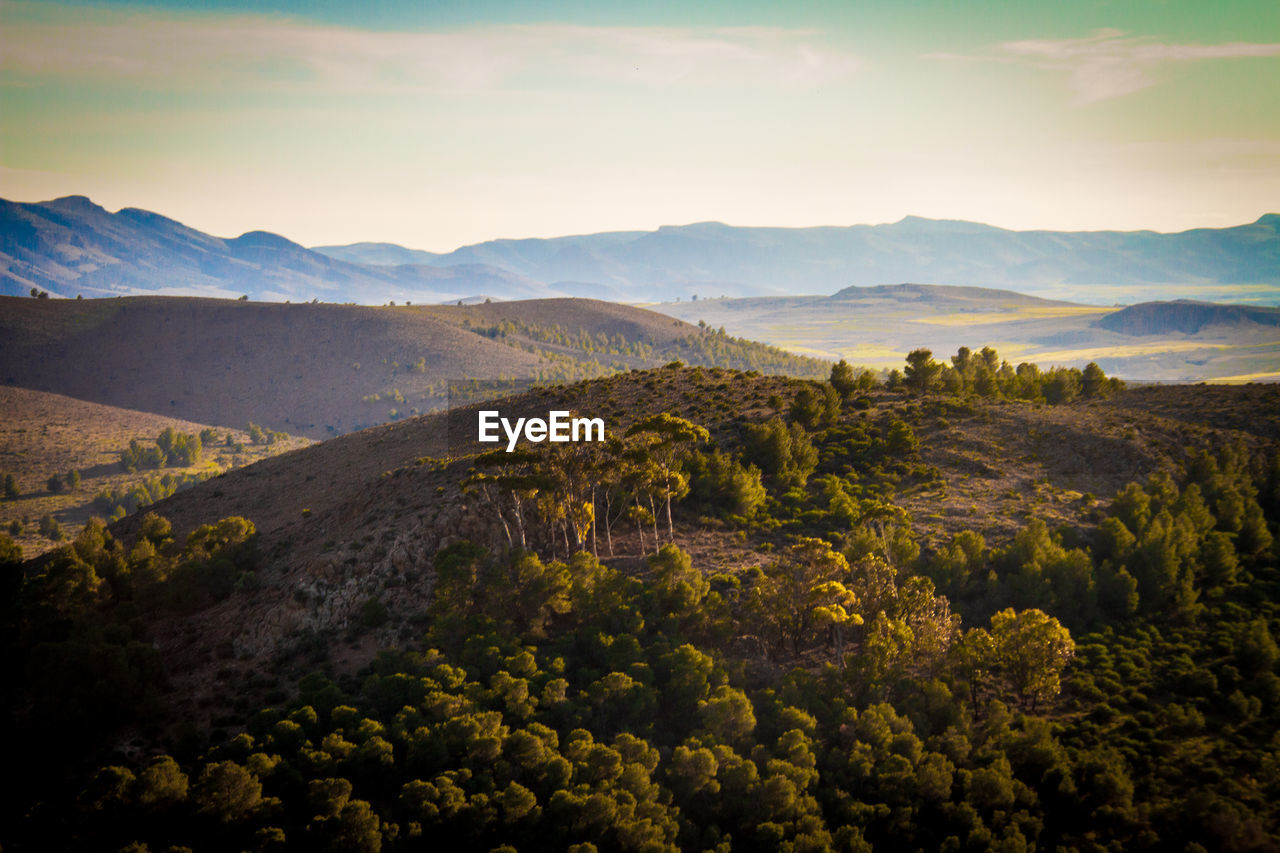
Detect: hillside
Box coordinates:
(653, 285, 1280, 382)
(0, 295, 828, 439)
(1096, 300, 1280, 335)
(7, 365, 1280, 851)
(89, 367, 1270, 691)
(0, 385, 307, 558)
(0, 196, 544, 302)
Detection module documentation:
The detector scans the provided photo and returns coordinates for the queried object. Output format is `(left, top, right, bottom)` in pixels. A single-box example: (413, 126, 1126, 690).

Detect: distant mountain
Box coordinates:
(1095, 300, 1280, 336)
(311, 241, 441, 266)
(316, 214, 1280, 303)
(0, 196, 547, 302)
(6, 195, 1279, 304)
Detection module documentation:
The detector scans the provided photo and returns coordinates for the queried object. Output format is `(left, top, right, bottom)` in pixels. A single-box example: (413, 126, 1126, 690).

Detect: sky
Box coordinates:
(2, 0, 1279, 251)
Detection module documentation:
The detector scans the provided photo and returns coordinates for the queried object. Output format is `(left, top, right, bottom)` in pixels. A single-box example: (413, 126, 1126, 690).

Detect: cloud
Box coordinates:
(0, 4, 859, 94)
(935, 29, 1280, 103)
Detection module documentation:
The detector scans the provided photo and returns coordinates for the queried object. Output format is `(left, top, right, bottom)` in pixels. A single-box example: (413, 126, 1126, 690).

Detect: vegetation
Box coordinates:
(120, 428, 203, 471)
(2, 354, 1277, 852)
(903, 346, 1125, 403)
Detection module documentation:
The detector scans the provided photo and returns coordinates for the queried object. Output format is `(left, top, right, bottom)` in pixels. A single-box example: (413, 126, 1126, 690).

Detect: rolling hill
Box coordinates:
(1096, 300, 1280, 336)
(0, 295, 828, 439)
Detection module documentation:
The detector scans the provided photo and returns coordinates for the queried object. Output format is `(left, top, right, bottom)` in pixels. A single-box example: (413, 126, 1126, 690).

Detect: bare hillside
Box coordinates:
(0, 385, 307, 556)
(0, 295, 826, 439)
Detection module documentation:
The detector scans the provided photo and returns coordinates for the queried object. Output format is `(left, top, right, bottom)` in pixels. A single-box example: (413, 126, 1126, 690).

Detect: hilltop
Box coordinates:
(1096, 300, 1280, 335)
(0, 295, 828, 438)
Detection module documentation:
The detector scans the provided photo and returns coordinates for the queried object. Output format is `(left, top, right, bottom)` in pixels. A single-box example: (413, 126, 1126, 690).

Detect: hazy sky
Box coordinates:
(2, 0, 1278, 250)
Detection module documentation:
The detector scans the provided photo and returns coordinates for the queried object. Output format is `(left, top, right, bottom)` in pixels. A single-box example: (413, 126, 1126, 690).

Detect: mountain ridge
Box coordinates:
(5, 195, 1279, 305)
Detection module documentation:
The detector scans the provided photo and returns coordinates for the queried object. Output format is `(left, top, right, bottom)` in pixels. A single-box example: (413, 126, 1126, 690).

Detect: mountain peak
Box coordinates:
(43, 195, 106, 215)
(228, 230, 304, 251)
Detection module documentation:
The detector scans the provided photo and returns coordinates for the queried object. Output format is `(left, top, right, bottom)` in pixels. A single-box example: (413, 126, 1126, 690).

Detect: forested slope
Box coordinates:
(3, 358, 1279, 851)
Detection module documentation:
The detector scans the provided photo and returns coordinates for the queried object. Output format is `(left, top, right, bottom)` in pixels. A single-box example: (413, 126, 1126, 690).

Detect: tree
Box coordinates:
(755, 537, 861, 657)
(3, 473, 18, 499)
(903, 349, 941, 395)
(685, 449, 766, 519)
(789, 385, 828, 430)
(625, 414, 709, 542)
(987, 608, 1075, 709)
(1081, 362, 1110, 398)
(830, 360, 857, 398)
(194, 761, 263, 822)
(47, 474, 64, 494)
(648, 543, 708, 621)
(744, 418, 817, 490)
(39, 513, 64, 541)
(1043, 367, 1082, 405)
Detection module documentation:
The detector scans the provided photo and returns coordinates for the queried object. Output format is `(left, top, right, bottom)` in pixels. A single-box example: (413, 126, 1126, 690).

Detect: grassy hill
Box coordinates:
(0, 385, 307, 557)
(0, 295, 828, 439)
(1096, 300, 1280, 335)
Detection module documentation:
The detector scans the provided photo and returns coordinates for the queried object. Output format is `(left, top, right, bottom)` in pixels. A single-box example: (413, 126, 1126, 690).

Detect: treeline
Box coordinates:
(468, 319, 831, 381)
(886, 346, 1124, 403)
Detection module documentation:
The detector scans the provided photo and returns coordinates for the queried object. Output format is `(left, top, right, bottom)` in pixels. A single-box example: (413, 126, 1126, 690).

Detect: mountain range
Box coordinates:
(3, 195, 1278, 305)
(320, 215, 1280, 305)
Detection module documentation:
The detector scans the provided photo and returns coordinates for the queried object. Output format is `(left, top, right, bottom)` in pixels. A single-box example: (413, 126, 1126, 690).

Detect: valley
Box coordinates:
(653, 285, 1280, 381)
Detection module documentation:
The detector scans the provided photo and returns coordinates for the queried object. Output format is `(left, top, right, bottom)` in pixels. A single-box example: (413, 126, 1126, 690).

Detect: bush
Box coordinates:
(359, 597, 389, 629)
(38, 514, 64, 541)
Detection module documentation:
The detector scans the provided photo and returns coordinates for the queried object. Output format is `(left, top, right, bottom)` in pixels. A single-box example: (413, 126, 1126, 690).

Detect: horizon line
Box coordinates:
(10, 193, 1278, 255)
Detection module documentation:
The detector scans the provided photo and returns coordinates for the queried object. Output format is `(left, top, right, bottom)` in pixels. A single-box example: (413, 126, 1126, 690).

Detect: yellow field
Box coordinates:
(1208, 371, 1280, 383)
(913, 306, 1111, 326)
(1027, 341, 1231, 363)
